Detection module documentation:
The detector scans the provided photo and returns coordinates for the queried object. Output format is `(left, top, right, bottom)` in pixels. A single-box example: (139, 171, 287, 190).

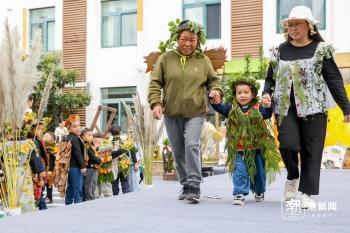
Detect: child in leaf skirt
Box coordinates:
(210, 77, 280, 205)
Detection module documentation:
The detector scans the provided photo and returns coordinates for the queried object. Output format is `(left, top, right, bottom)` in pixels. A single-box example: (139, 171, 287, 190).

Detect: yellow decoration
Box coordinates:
(324, 85, 350, 147)
(120, 138, 136, 152)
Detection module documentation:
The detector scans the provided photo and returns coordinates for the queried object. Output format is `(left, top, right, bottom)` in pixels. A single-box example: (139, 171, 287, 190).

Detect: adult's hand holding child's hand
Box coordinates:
(209, 90, 221, 104)
(261, 94, 272, 108)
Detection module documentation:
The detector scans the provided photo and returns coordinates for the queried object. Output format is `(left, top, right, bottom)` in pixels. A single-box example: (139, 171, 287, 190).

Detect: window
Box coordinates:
(183, 0, 221, 39)
(277, 0, 326, 33)
(101, 0, 137, 47)
(101, 87, 136, 133)
(30, 7, 55, 51)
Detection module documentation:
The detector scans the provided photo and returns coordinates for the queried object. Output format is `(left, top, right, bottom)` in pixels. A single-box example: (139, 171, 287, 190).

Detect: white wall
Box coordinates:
(263, 0, 350, 56)
(86, 0, 146, 127)
(0, 0, 61, 52)
(332, 0, 350, 52)
(86, 0, 232, 127)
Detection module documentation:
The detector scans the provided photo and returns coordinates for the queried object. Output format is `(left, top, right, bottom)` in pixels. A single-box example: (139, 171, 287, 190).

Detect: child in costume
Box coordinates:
(93, 133, 114, 198)
(81, 128, 102, 201)
(65, 114, 86, 205)
(42, 132, 58, 204)
(112, 137, 136, 195)
(54, 118, 68, 143)
(27, 123, 47, 210)
(211, 77, 280, 205)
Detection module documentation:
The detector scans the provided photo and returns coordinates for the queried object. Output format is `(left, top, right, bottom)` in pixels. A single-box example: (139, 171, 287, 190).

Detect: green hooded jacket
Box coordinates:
(148, 50, 222, 118)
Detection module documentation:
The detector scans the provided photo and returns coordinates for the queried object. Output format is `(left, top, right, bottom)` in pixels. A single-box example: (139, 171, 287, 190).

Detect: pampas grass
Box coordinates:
(0, 18, 42, 209)
(123, 94, 164, 185)
(37, 69, 54, 123)
(0, 18, 42, 132)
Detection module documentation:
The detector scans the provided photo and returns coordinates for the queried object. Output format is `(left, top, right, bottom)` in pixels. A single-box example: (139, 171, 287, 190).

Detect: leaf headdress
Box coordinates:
(231, 76, 260, 105)
(158, 19, 207, 58)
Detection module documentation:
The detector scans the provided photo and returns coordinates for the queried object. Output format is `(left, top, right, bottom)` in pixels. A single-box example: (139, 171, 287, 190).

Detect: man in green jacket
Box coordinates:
(148, 20, 222, 203)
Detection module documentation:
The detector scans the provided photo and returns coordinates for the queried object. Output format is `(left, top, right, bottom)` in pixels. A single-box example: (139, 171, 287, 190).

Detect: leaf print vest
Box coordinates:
(270, 42, 335, 118)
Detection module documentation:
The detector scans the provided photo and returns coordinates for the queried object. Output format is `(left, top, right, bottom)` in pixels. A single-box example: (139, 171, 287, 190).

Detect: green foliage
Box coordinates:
(243, 54, 252, 78)
(162, 138, 170, 146)
(158, 18, 206, 58)
(222, 48, 268, 105)
(98, 171, 114, 185)
(257, 47, 268, 80)
(225, 102, 281, 185)
(292, 63, 307, 107)
(277, 66, 290, 125)
(222, 54, 253, 104)
(33, 52, 91, 127)
(54, 91, 91, 110)
(313, 43, 334, 76)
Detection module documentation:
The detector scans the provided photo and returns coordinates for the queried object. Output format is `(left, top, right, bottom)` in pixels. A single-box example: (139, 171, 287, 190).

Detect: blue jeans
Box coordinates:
(65, 167, 84, 205)
(233, 151, 266, 196)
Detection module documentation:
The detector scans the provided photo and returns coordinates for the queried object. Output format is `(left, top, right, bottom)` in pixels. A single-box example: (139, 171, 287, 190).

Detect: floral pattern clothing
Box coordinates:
(270, 42, 335, 119)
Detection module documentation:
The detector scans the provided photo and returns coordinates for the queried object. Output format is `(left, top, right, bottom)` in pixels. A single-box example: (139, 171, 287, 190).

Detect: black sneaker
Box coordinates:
(178, 185, 189, 200)
(186, 186, 200, 203)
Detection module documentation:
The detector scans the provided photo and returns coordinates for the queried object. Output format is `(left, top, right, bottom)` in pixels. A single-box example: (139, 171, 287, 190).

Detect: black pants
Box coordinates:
(111, 172, 130, 195)
(46, 183, 53, 201)
(277, 107, 327, 195)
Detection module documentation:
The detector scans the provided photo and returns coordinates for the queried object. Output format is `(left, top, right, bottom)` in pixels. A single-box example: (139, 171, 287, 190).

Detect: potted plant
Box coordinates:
(161, 138, 176, 180)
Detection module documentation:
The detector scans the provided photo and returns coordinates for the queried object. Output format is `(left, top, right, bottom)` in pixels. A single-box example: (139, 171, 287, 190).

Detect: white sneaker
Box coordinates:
(301, 193, 316, 209)
(284, 179, 299, 201)
(232, 195, 245, 205)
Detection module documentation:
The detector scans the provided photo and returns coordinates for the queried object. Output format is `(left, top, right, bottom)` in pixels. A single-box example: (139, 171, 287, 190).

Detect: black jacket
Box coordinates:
(27, 136, 45, 174)
(111, 149, 137, 164)
(85, 143, 102, 169)
(66, 133, 86, 169)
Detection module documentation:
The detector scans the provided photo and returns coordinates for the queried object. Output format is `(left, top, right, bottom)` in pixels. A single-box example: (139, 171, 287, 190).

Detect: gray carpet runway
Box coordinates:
(0, 169, 349, 233)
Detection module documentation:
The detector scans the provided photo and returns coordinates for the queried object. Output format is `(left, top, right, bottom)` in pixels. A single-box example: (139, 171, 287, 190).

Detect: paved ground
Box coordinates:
(0, 169, 349, 233)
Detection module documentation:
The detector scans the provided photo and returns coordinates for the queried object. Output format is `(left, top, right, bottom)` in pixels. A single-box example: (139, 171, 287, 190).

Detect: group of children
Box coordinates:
(24, 107, 142, 210)
(64, 115, 143, 205)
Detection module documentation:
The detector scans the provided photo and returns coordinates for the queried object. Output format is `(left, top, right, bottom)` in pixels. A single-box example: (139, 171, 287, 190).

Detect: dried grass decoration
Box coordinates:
(0, 18, 42, 210)
(0, 140, 36, 209)
(97, 140, 114, 184)
(122, 94, 164, 185)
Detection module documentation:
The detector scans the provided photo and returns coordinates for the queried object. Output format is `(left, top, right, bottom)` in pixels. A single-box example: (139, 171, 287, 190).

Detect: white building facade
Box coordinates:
(1, 0, 349, 132)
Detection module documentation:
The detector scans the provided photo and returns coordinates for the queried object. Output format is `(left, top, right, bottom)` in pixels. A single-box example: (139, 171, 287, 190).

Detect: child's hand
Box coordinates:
(261, 94, 271, 108)
(209, 90, 221, 104)
(135, 163, 140, 171)
(81, 168, 87, 175)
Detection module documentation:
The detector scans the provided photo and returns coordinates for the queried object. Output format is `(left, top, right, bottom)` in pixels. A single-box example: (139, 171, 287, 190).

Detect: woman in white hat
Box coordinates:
(262, 6, 350, 208)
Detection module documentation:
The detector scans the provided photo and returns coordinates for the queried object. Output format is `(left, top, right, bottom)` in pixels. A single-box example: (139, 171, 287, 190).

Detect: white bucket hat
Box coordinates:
(281, 6, 320, 26)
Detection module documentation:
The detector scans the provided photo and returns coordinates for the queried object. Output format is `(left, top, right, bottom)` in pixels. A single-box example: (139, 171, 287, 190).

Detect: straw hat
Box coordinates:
(281, 6, 320, 26)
